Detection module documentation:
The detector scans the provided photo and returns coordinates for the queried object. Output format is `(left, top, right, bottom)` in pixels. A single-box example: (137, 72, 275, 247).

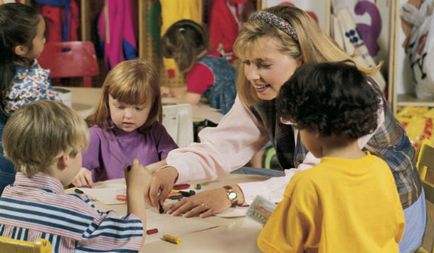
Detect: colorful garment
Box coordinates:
(3, 60, 61, 114)
(82, 122, 177, 182)
(97, 0, 138, 69)
(34, 0, 79, 42)
(258, 153, 404, 253)
(0, 173, 143, 253)
(160, 0, 201, 79)
(186, 52, 236, 114)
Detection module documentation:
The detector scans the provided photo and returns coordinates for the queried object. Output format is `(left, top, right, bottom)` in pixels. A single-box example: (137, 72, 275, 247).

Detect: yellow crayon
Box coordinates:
(161, 234, 182, 244)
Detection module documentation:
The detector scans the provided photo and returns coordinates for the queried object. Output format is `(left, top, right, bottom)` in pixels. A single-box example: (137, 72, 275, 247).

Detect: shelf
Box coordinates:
(397, 94, 434, 107)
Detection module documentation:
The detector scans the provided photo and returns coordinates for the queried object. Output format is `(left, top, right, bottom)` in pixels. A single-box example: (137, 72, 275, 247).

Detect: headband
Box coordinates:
(249, 11, 299, 42)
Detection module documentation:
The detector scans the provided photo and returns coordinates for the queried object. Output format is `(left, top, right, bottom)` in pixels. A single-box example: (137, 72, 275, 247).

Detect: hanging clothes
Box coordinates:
(34, 0, 79, 42)
(209, 0, 254, 62)
(160, 0, 201, 80)
(97, 0, 138, 69)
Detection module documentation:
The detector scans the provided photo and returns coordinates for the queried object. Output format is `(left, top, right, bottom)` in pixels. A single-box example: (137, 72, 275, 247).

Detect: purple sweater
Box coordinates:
(82, 122, 177, 182)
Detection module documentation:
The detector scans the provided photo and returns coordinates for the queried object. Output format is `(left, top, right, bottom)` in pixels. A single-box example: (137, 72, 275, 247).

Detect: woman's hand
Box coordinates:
(71, 167, 94, 187)
(167, 188, 232, 218)
(147, 166, 178, 207)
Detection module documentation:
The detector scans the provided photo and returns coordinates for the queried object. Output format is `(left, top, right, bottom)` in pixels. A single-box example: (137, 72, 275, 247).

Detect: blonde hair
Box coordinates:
(88, 59, 161, 133)
(3, 100, 89, 177)
(234, 6, 379, 106)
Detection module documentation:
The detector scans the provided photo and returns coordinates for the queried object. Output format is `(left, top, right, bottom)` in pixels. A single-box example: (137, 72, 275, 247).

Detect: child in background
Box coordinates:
(161, 19, 236, 114)
(0, 3, 61, 194)
(72, 59, 177, 187)
(258, 62, 405, 253)
(0, 100, 149, 252)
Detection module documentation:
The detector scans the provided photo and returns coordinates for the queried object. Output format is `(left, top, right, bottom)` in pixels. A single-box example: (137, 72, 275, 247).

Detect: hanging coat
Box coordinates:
(97, 0, 138, 69)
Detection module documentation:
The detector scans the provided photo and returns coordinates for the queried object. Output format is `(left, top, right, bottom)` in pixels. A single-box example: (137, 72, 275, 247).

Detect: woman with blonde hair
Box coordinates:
(148, 6, 424, 252)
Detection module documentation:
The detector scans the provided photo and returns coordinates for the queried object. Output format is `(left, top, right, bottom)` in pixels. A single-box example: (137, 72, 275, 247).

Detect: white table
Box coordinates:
(70, 174, 265, 253)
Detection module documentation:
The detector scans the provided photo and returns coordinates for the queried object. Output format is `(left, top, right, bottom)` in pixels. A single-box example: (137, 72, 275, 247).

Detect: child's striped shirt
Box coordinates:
(0, 173, 143, 253)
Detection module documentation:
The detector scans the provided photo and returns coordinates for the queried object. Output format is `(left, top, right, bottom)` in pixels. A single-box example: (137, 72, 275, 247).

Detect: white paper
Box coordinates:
(145, 209, 218, 244)
(215, 206, 249, 218)
(77, 180, 126, 205)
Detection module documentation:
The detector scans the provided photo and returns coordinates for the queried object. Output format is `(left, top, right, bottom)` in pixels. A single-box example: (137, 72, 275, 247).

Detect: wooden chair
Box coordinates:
(0, 237, 51, 253)
(38, 41, 99, 87)
(415, 140, 434, 253)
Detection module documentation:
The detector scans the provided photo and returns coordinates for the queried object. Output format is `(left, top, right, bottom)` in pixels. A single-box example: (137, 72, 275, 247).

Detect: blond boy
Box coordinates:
(0, 100, 149, 252)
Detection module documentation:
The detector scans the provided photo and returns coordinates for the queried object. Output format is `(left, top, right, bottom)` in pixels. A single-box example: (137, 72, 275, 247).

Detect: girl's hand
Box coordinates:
(72, 167, 94, 187)
(167, 188, 231, 218)
(147, 166, 178, 207)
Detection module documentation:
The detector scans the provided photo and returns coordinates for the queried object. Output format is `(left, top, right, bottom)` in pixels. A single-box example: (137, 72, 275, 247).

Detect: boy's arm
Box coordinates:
(126, 159, 151, 247)
(76, 204, 143, 251)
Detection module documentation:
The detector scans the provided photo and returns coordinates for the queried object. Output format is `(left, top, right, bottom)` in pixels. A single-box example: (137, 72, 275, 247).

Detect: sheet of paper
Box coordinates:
(77, 180, 126, 205)
(215, 206, 249, 218)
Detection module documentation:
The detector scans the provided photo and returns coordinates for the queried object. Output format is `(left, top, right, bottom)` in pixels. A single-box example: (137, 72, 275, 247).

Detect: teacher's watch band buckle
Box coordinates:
(223, 185, 238, 207)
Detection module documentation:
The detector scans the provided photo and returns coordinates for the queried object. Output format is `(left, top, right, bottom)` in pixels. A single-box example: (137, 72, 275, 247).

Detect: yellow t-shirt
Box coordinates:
(257, 153, 405, 253)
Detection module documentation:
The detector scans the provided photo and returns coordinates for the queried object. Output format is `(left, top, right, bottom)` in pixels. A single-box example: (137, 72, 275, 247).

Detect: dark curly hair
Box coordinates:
(276, 61, 380, 139)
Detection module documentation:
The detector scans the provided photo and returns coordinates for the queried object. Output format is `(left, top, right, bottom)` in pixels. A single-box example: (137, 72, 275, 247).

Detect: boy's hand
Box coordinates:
(147, 166, 178, 208)
(125, 159, 152, 195)
(72, 167, 93, 187)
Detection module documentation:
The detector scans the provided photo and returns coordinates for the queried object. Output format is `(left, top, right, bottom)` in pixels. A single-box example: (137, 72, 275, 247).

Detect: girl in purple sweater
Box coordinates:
(72, 60, 177, 186)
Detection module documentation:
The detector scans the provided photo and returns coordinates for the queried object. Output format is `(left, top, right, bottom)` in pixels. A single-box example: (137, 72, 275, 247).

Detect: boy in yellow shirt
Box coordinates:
(258, 62, 405, 253)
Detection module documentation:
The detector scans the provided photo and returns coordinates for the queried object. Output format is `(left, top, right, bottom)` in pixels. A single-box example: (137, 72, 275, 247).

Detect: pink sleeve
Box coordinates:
(185, 63, 214, 94)
(166, 96, 269, 183)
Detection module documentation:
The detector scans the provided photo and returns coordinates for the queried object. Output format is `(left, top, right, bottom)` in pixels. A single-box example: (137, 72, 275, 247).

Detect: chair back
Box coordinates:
(0, 237, 52, 253)
(162, 104, 193, 147)
(38, 41, 99, 87)
(416, 141, 434, 253)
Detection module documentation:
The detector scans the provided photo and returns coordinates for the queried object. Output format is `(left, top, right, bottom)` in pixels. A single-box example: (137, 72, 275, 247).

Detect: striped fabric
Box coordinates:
(0, 173, 143, 253)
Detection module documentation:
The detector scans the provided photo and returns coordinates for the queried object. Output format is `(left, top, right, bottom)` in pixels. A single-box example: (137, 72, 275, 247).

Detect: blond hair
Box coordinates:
(88, 59, 161, 133)
(3, 100, 89, 177)
(234, 6, 379, 106)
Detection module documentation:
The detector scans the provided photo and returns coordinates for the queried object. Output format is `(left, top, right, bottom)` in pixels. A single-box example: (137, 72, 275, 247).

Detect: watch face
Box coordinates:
(228, 191, 237, 200)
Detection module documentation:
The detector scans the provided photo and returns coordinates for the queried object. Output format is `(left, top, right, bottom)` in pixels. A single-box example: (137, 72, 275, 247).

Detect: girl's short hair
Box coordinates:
(161, 19, 208, 72)
(3, 100, 89, 177)
(88, 59, 161, 133)
(233, 6, 379, 106)
(0, 3, 41, 104)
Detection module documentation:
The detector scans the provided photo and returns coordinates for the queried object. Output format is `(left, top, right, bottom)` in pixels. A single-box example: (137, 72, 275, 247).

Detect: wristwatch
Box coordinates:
(223, 185, 238, 207)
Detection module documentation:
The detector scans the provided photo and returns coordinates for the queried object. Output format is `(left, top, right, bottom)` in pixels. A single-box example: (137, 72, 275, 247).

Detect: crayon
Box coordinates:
(74, 188, 84, 194)
(168, 195, 183, 200)
(161, 234, 182, 244)
(146, 228, 159, 235)
(173, 184, 190, 190)
(116, 194, 126, 201)
(179, 190, 195, 197)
